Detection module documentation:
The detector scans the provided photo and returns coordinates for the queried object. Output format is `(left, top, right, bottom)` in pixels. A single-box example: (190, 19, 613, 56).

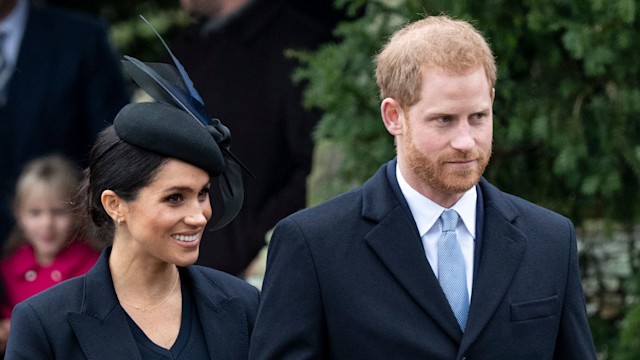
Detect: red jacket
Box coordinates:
(0, 241, 99, 318)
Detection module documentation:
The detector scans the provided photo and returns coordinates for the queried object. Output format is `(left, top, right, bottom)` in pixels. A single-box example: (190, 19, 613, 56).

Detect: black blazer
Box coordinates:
(249, 160, 596, 359)
(0, 2, 130, 241)
(5, 248, 259, 359)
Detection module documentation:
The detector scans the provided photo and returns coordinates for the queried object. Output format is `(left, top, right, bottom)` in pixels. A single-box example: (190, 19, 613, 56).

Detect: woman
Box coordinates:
(5, 53, 259, 359)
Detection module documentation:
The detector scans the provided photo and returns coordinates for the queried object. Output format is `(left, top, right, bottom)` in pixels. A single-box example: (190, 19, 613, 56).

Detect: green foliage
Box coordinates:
(590, 314, 621, 358)
(295, 0, 640, 225)
(612, 300, 640, 360)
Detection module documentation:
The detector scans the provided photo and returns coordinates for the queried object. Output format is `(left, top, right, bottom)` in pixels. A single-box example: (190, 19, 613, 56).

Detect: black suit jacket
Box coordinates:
(172, 0, 331, 275)
(5, 248, 259, 359)
(250, 160, 596, 359)
(0, 2, 130, 241)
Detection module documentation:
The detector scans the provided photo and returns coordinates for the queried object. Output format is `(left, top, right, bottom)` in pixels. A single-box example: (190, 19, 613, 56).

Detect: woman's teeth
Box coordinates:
(172, 234, 198, 242)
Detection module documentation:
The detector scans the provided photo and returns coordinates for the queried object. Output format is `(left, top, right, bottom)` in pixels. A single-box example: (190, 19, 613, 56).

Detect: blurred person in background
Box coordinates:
(0, 0, 130, 246)
(172, 0, 332, 276)
(0, 155, 100, 353)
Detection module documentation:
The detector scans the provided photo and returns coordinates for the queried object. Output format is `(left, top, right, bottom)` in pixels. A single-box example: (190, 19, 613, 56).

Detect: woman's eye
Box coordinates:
(198, 187, 210, 199)
(166, 194, 183, 203)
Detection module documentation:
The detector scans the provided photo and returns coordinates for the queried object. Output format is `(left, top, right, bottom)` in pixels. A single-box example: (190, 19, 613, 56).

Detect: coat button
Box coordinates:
(51, 270, 62, 282)
(24, 270, 37, 282)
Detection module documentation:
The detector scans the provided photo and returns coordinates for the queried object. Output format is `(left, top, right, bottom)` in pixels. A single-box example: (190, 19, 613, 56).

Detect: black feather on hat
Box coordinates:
(114, 16, 252, 231)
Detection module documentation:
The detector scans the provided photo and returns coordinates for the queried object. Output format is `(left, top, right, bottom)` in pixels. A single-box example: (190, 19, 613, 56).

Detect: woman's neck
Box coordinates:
(109, 240, 179, 297)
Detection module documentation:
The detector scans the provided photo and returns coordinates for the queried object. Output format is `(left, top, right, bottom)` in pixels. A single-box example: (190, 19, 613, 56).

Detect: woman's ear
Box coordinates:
(101, 190, 125, 224)
(381, 98, 404, 136)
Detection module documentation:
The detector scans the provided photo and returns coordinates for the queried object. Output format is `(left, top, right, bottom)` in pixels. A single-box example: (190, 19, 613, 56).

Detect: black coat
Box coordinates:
(250, 160, 596, 359)
(5, 248, 259, 359)
(172, 0, 331, 275)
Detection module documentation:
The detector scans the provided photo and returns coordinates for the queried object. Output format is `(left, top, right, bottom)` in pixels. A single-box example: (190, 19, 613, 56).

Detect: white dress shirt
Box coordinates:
(396, 164, 476, 301)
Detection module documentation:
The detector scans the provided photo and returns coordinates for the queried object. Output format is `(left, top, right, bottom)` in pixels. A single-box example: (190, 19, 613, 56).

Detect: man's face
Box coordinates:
(396, 66, 494, 206)
(179, 0, 223, 17)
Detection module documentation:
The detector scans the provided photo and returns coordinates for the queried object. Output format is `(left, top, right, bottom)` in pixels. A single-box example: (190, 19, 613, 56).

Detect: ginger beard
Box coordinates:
(402, 116, 492, 196)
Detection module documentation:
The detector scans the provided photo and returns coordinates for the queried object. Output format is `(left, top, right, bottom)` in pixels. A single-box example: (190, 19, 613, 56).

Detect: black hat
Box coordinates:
(114, 102, 225, 176)
(114, 17, 251, 230)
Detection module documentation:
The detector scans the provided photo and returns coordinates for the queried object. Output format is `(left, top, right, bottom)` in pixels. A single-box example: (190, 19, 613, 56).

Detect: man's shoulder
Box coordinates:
(285, 162, 392, 227)
(288, 186, 364, 224)
(480, 178, 570, 223)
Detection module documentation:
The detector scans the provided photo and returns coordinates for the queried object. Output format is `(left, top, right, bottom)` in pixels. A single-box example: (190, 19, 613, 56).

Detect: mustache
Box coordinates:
(438, 149, 486, 163)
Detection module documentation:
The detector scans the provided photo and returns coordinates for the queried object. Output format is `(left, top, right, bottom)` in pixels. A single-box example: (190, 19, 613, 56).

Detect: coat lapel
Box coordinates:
(187, 267, 250, 360)
(459, 179, 527, 354)
(364, 162, 463, 342)
(66, 248, 141, 360)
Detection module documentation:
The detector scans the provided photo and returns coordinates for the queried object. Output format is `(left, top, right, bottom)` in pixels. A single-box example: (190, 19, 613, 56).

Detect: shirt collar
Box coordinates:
(396, 164, 477, 238)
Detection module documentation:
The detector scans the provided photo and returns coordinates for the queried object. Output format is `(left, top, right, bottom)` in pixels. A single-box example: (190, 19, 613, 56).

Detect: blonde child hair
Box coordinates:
(4, 155, 83, 257)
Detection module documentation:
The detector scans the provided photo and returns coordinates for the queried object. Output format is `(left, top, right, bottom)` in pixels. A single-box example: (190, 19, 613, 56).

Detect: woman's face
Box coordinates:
(118, 159, 212, 267)
(17, 190, 73, 265)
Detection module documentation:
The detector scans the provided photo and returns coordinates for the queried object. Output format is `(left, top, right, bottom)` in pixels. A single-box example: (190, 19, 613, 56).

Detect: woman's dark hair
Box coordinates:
(77, 126, 168, 245)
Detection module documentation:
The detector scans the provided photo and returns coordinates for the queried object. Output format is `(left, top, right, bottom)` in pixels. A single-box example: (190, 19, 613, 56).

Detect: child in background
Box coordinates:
(0, 155, 100, 350)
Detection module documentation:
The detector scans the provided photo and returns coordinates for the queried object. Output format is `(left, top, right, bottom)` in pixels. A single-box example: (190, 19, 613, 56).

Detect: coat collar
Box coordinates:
(66, 247, 140, 360)
(66, 248, 249, 359)
(363, 160, 527, 347)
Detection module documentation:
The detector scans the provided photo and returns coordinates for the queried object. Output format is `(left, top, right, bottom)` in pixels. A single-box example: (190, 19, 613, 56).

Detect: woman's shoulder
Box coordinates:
(14, 274, 86, 314)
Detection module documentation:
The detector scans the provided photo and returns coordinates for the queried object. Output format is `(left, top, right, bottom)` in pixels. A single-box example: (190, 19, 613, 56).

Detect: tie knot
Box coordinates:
(440, 209, 459, 232)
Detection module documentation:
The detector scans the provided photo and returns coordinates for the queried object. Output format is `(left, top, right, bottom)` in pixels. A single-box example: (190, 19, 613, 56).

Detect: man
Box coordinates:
(172, 0, 331, 275)
(249, 16, 596, 359)
(0, 0, 130, 242)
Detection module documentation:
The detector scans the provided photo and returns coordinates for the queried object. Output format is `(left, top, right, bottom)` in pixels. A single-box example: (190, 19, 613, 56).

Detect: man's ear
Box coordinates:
(101, 190, 125, 224)
(381, 98, 404, 136)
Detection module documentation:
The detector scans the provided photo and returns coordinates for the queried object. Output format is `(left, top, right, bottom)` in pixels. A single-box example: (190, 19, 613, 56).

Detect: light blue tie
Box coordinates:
(437, 209, 469, 330)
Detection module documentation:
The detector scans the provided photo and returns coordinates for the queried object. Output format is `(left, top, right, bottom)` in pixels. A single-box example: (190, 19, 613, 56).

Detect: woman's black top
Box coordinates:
(125, 274, 210, 359)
